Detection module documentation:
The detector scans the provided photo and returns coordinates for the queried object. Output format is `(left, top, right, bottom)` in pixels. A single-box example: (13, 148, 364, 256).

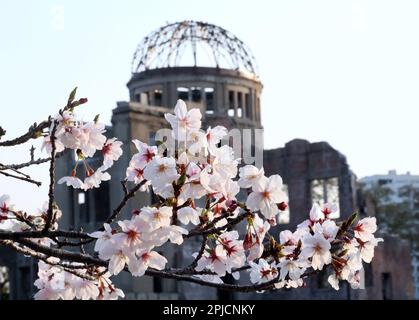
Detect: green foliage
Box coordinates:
(362, 183, 419, 249)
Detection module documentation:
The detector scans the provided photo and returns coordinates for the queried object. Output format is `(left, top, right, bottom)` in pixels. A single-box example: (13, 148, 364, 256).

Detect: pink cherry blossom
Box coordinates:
(132, 140, 158, 168)
(249, 259, 278, 284)
(143, 156, 179, 188)
(164, 99, 202, 141)
(246, 175, 285, 220)
(238, 165, 265, 189)
(301, 232, 331, 270)
(354, 217, 378, 242)
(102, 138, 123, 168)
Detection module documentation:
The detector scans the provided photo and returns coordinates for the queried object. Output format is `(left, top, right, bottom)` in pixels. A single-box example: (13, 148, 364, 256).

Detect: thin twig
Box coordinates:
(43, 120, 58, 232)
(101, 180, 148, 228)
(0, 170, 42, 186)
(0, 121, 50, 147)
(0, 229, 92, 241)
(186, 211, 252, 238)
(187, 235, 208, 270)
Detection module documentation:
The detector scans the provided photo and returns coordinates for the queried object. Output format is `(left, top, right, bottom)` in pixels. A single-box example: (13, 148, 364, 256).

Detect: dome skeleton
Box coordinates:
(132, 21, 259, 76)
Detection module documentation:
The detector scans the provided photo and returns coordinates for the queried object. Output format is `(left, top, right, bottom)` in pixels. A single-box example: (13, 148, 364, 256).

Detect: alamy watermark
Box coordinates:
(155, 128, 264, 168)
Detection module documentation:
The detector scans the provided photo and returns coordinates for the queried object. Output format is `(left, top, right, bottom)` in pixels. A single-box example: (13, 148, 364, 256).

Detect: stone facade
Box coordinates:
(235, 140, 414, 300)
(1, 23, 414, 300)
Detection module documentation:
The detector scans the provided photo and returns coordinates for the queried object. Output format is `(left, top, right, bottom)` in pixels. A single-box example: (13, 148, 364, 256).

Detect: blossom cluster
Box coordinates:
(89, 208, 187, 277)
(247, 205, 382, 290)
(34, 260, 124, 300)
(0, 195, 61, 234)
(0, 98, 383, 299)
(42, 107, 123, 191)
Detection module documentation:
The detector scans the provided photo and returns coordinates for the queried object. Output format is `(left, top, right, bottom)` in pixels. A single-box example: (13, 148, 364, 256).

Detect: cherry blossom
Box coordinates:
(143, 156, 179, 188)
(301, 232, 331, 270)
(0, 195, 13, 222)
(196, 245, 228, 276)
(245, 214, 271, 261)
(353, 217, 378, 242)
(328, 273, 340, 290)
(88, 223, 115, 252)
(126, 160, 148, 189)
(238, 165, 265, 189)
(140, 206, 172, 229)
(206, 126, 228, 154)
(246, 175, 286, 220)
(132, 140, 158, 168)
(249, 259, 278, 284)
(312, 220, 339, 242)
(277, 258, 308, 281)
(320, 203, 339, 219)
(164, 99, 202, 141)
(41, 135, 65, 154)
(178, 207, 200, 225)
(102, 138, 123, 168)
(216, 231, 246, 273)
(33, 261, 122, 300)
(82, 166, 111, 191)
(57, 176, 84, 189)
(100, 244, 139, 276)
(130, 250, 167, 277)
(0, 94, 384, 300)
(78, 122, 107, 157)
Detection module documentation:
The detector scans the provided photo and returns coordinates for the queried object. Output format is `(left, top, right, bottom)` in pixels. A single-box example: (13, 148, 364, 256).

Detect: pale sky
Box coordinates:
(0, 0, 418, 211)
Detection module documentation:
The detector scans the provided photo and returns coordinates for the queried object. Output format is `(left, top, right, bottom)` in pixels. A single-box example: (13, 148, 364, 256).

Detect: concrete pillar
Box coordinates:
(163, 82, 170, 108)
(215, 82, 224, 113)
(234, 90, 238, 117)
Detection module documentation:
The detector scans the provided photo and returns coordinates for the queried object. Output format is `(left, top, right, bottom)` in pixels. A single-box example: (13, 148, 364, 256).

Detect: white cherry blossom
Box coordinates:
(143, 156, 179, 188)
(249, 259, 278, 284)
(301, 232, 331, 270)
(238, 165, 265, 189)
(102, 138, 123, 168)
(132, 140, 158, 168)
(354, 217, 378, 242)
(164, 99, 202, 141)
(246, 175, 285, 220)
(178, 207, 200, 225)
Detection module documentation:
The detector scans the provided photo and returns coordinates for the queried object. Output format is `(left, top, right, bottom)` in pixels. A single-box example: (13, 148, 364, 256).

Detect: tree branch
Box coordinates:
(0, 229, 91, 241)
(43, 121, 58, 232)
(0, 170, 42, 186)
(102, 180, 148, 228)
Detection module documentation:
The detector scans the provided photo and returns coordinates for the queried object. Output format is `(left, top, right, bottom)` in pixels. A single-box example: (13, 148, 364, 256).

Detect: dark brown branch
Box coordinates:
(121, 180, 129, 196)
(43, 121, 58, 232)
(101, 180, 148, 229)
(186, 211, 252, 238)
(2, 240, 96, 281)
(148, 269, 280, 293)
(8, 238, 283, 293)
(0, 229, 91, 241)
(0, 164, 30, 178)
(3, 156, 54, 170)
(0, 170, 42, 186)
(187, 235, 208, 270)
(0, 121, 50, 147)
(55, 238, 94, 248)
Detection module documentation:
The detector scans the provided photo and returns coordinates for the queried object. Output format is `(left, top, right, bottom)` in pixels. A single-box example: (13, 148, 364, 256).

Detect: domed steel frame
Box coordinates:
(132, 20, 259, 76)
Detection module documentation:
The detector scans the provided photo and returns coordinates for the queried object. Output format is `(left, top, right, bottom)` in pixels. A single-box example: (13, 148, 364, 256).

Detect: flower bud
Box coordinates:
(226, 200, 237, 212)
(277, 202, 288, 211)
(131, 209, 141, 216)
(86, 168, 95, 177)
(243, 232, 254, 250)
(79, 98, 88, 105)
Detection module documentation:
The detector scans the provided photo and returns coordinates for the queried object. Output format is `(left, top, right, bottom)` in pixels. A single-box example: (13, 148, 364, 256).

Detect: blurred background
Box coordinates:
(0, 0, 418, 300)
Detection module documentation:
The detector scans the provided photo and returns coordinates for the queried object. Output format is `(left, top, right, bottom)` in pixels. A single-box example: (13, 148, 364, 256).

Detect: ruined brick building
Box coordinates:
(1, 20, 413, 300)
